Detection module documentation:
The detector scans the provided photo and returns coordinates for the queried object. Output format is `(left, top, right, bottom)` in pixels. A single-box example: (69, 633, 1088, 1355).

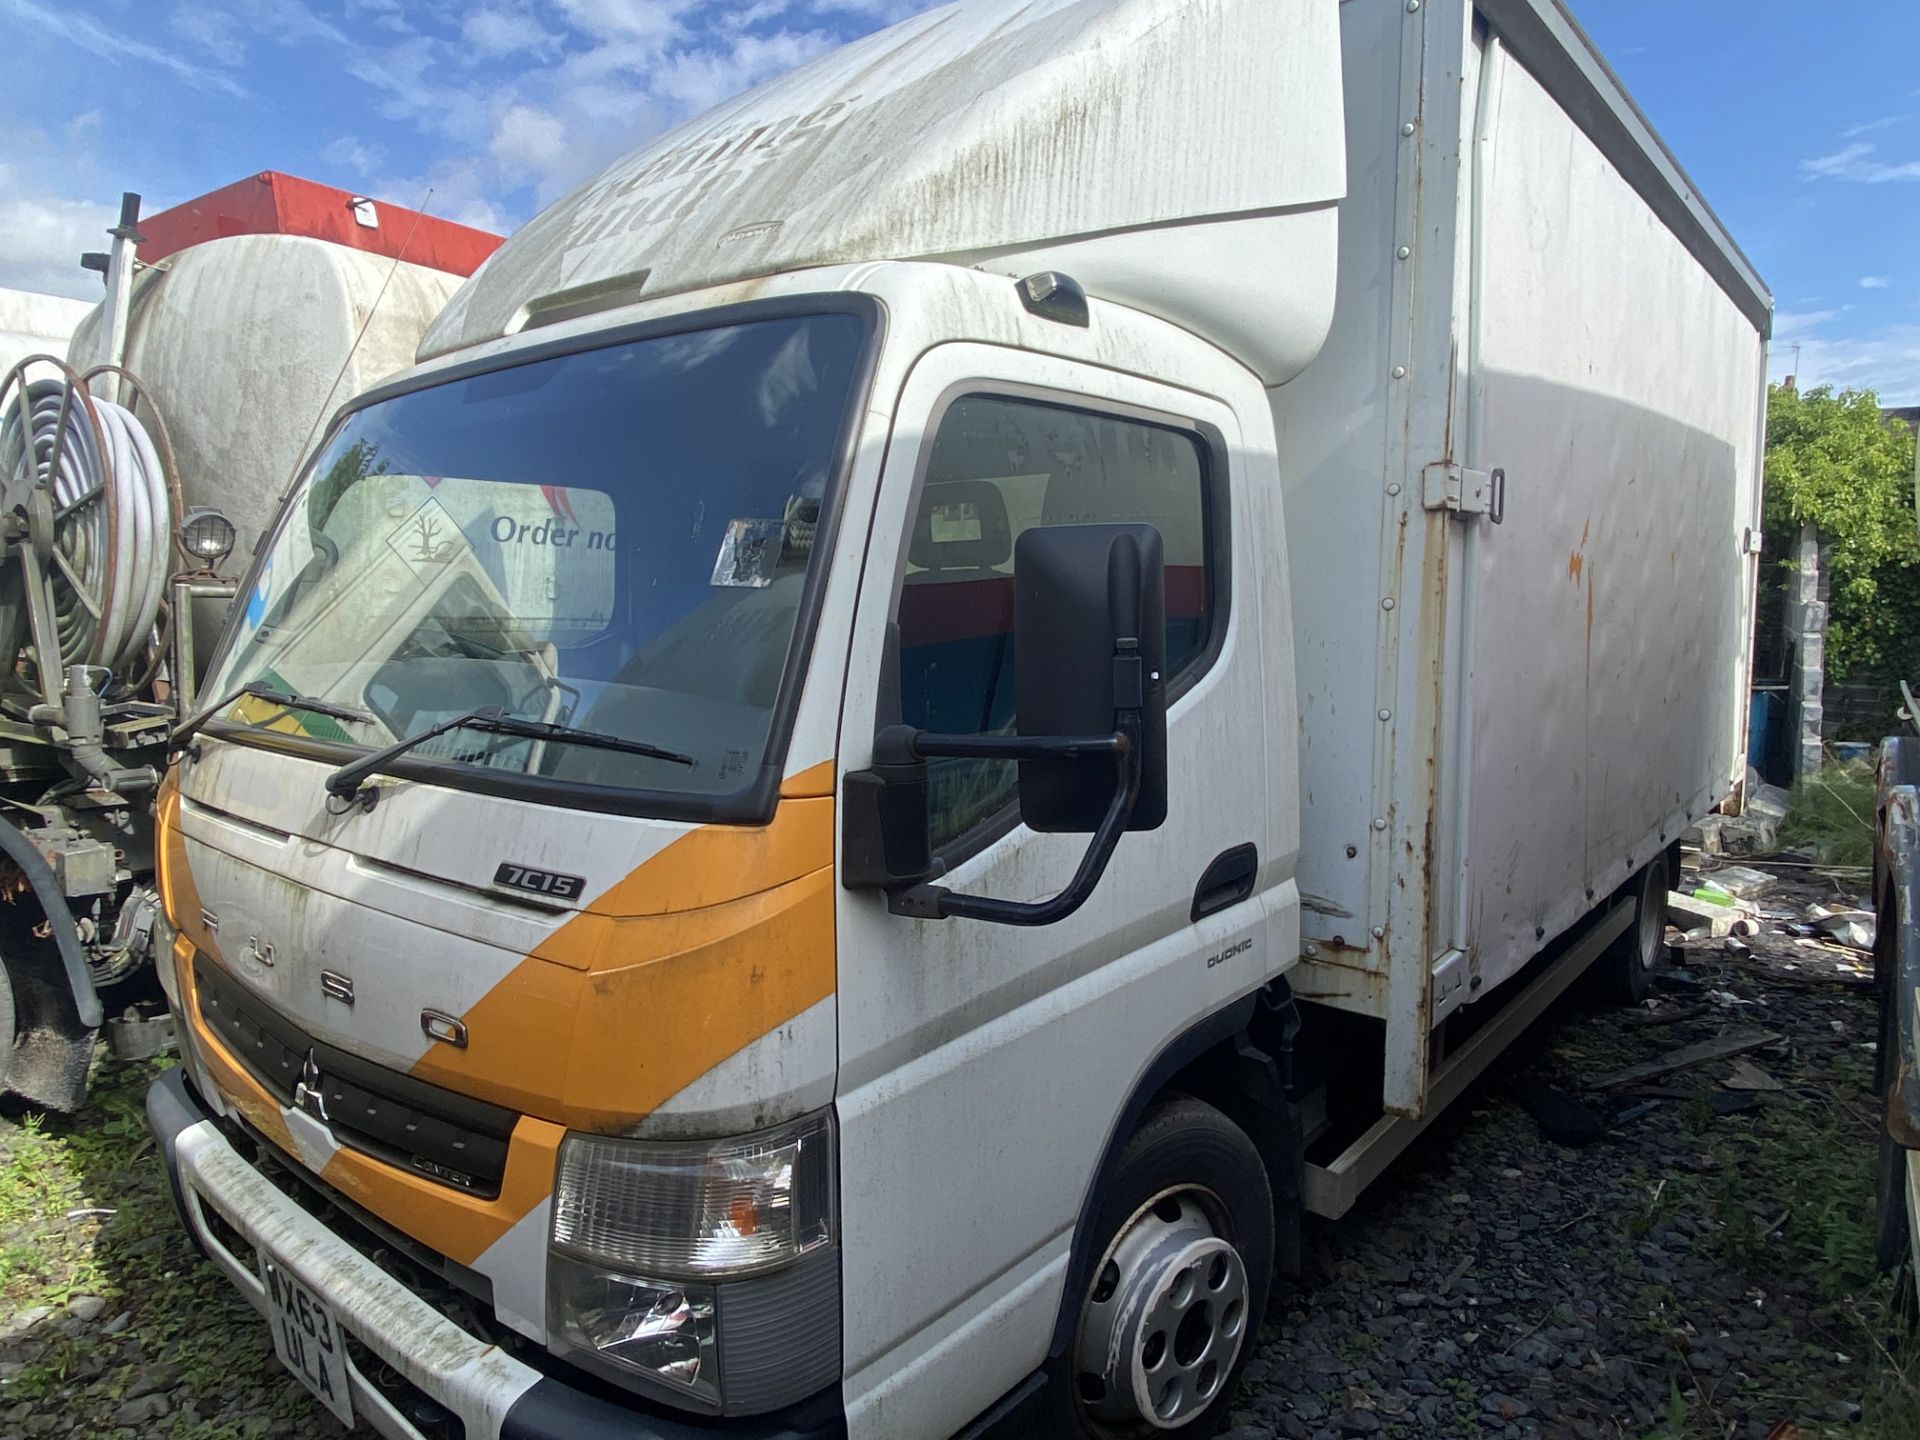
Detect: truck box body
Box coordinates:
(1279, 0, 1767, 1132)
(143, 3, 1768, 1438)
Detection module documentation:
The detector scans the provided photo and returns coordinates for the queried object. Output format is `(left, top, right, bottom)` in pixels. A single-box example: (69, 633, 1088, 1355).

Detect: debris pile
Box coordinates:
(1665, 848, 1875, 990)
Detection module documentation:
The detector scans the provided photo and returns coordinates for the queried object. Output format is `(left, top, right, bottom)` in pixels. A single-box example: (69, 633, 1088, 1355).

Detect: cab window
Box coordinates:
(893, 394, 1220, 850)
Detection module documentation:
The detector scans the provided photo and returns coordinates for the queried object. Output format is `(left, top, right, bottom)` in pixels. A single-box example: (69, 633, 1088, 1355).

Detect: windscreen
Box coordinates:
(201, 311, 869, 807)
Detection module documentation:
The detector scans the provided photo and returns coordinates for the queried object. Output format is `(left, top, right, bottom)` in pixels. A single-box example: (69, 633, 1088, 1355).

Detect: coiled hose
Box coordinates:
(0, 365, 171, 686)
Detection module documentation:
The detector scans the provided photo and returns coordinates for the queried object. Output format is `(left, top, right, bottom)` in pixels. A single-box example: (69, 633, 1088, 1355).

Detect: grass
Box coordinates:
(1781, 759, 1878, 868)
(1625, 1031, 1920, 1439)
(0, 1056, 332, 1437)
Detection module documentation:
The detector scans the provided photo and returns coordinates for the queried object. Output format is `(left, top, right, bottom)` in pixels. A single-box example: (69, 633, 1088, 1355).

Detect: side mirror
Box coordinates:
(841, 522, 1167, 926)
(1014, 523, 1167, 833)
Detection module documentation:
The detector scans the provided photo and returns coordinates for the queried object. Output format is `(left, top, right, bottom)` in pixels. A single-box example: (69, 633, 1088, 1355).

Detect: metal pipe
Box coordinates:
(169, 577, 238, 719)
(1446, 33, 1505, 959)
(95, 194, 142, 406)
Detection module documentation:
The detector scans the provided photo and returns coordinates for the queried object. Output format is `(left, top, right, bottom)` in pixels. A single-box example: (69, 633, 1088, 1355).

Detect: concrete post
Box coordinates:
(1788, 519, 1826, 781)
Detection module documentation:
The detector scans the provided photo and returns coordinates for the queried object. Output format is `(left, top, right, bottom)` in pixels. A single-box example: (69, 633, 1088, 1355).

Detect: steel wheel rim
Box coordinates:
(1075, 1185, 1249, 1432)
(1638, 859, 1668, 971)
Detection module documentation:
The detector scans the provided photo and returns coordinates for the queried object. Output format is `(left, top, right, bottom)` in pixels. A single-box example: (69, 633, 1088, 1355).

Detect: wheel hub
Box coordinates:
(1076, 1188, 1249, 1430)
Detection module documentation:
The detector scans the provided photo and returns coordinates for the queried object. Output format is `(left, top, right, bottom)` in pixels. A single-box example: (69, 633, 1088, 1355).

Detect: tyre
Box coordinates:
(1589, 854, 1670, 1006)
(1873, 920, 1915, 1278)
(1050, 1096, 1273, 1439)
(0, 955, 13, 1096)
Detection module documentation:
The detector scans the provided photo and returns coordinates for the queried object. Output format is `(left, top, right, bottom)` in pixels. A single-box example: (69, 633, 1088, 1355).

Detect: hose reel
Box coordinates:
(0, 357, 177, 696)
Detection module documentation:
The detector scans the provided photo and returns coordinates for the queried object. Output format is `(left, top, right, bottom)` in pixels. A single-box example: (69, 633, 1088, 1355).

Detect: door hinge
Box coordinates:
(1421, 462, 1492, 516)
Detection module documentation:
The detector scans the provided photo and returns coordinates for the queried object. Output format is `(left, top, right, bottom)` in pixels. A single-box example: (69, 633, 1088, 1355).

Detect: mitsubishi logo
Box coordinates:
(292, 1051, 330, 1124)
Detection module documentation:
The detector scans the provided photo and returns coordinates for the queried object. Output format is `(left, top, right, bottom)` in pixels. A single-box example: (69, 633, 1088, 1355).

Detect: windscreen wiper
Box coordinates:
(173, 681, 374, 749)
(324, 706, 695, 800)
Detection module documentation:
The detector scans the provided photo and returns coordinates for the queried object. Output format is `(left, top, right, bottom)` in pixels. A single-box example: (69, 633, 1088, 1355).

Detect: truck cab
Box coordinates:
(152, 250, 1309, 1438)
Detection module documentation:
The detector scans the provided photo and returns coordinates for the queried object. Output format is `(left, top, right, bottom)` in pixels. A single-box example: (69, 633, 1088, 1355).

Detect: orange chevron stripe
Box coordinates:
(410, 796, 836, 1131)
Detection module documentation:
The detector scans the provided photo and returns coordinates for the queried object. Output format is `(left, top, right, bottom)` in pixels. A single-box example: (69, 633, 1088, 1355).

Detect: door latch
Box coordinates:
(1421, 462, 1503, 521)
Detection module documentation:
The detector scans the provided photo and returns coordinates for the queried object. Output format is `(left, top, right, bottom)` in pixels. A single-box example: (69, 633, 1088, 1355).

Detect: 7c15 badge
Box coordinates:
(493, 862, 587, 902)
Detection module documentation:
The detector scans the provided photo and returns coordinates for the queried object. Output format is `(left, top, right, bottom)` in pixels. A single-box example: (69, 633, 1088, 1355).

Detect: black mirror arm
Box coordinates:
(886, 719, 1142, 926)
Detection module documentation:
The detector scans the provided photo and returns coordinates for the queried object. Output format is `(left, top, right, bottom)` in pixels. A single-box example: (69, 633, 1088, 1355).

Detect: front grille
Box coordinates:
(194, 953, 516, 1199)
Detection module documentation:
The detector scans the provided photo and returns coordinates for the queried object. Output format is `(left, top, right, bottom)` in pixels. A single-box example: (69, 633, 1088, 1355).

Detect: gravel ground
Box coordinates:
(1228, 860, 1918, 1440)
(0, 858, 1913, 1438)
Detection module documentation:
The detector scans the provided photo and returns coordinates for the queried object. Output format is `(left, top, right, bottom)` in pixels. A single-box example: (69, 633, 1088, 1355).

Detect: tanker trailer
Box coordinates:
(0, 177, 498, 1108)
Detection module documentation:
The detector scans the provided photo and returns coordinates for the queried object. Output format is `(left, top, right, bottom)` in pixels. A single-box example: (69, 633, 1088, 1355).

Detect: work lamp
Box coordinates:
(177, 507, 236, 569)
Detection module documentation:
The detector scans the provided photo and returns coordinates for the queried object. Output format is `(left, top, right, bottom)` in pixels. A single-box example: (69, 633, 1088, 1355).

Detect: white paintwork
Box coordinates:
(173, 1118, 542, 1440)
(0, 287, 92, 377)
(68, 234, 462, 580)
(421, 0, 1344, 387)
(643, 995, 839, 1139)
(829, 286, 1299, 1440)
(472, 1197, 552, 1345)
(1452, 34, 1763, 999)
(1272, 0, 1764, 1116)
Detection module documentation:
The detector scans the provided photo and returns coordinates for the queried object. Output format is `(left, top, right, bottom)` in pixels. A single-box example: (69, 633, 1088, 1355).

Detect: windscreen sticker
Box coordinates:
(710, 517, 787, 588)
(387, 496, 465, 576)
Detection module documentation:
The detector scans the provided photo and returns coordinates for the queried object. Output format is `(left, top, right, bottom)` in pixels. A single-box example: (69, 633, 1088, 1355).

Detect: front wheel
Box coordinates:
(1053, 1096, 1273, 1438)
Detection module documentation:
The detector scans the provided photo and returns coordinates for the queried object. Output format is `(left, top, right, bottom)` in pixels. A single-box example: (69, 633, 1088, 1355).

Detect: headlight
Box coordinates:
(547, 1112, 838, 1414)
(552, 1112, 833, 1278)
(548, 1261, 720, 1403)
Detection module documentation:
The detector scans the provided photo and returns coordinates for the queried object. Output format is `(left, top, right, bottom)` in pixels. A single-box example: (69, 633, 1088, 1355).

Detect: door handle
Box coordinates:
(1191, 843, 1258, 921)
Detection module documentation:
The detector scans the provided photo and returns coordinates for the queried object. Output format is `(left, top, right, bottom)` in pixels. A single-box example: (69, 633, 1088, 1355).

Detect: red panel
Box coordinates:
(136, 172, 502, 278)
(898, 566, 1210, 647)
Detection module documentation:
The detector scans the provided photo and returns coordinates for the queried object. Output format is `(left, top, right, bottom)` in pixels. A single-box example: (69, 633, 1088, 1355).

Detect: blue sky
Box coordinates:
(4, 1, 1920, 398)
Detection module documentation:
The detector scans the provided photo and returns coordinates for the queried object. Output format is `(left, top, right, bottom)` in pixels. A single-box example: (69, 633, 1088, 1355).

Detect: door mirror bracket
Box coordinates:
(841, 524, 1168, 927)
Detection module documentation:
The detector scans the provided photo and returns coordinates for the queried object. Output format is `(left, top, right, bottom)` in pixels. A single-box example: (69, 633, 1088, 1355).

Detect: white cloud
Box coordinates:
(1861, 276, 1892, 290)
(1844, 115, 1909, 139)
(0, 176, 115, 300)
(551, 0, 683, 42)
(648, 29, 837, 113)
(371, 157, 517, 237)
(463, 6, 559, 59)
(243, 0, 353, 49)
(1767, 310, 1920, 405)
(321, 135, 389, 178)
(0, 0, 250, 97)
(1802, 141, 1920, 184)
(171, 7, 248, 66)
(490, 105, 568, 181)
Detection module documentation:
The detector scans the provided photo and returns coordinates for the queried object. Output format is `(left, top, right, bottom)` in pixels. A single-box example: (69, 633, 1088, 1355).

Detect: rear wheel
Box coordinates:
(1873, 902, 1915, 1286)
(1589, 854, 1669, 1006)
(1054, 1097, 1272, 1438)
(0, 955, 12, 1095)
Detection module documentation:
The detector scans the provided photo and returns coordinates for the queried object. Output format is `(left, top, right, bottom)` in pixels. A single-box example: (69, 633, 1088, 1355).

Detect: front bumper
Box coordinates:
(146, 1069, 842, 1440)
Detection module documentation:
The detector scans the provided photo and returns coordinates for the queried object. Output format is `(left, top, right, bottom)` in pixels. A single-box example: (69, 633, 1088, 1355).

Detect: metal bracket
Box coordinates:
(1421, 462, 1493, 517)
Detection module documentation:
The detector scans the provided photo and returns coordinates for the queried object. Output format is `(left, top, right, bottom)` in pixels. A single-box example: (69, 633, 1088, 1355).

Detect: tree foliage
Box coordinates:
(1764, 383, 1920, 677)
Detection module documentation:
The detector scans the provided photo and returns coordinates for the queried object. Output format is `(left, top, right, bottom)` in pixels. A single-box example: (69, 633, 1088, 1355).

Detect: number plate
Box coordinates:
(260, 1252, 354, 1427)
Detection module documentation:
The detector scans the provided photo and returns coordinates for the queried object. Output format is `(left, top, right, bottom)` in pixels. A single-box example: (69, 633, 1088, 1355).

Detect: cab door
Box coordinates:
(833, 340, 1293, 1438)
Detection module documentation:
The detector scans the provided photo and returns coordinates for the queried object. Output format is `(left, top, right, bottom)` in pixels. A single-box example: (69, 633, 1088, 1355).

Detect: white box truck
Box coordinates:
(143, 1, 1769, 1437)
